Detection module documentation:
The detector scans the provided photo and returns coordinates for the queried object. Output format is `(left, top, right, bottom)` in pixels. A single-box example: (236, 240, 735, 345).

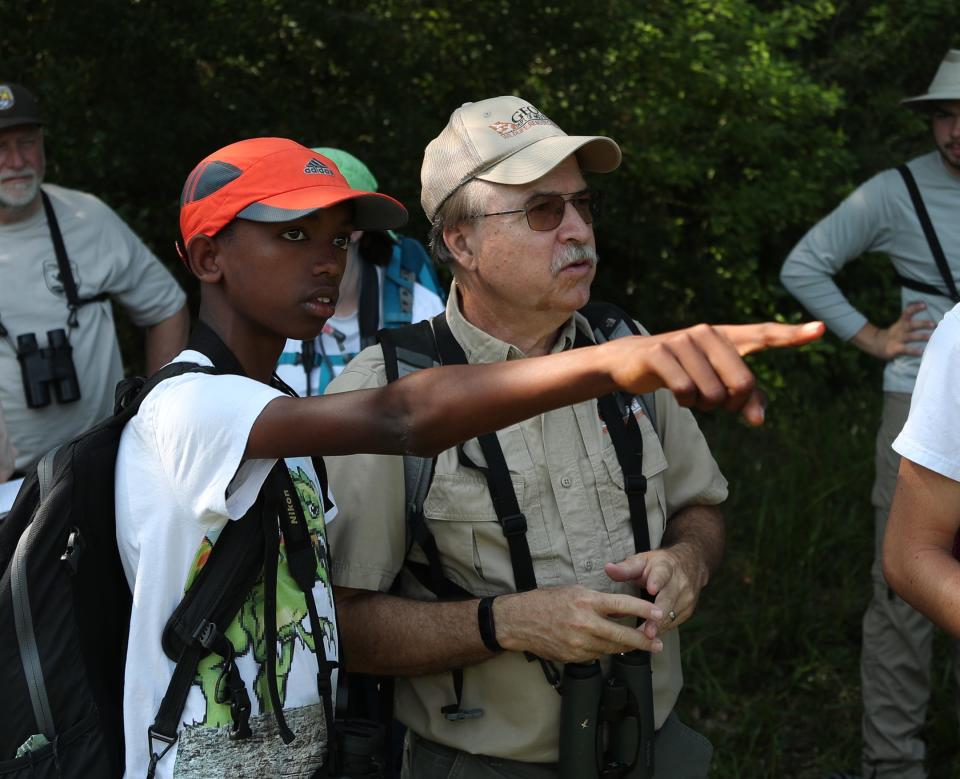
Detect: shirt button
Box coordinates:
(560, 476, 572, 488)
(584, 561, 594, 571)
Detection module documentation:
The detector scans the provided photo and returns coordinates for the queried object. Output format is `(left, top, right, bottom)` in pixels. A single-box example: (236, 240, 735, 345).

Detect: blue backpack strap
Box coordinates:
(381, 238, 445, 330)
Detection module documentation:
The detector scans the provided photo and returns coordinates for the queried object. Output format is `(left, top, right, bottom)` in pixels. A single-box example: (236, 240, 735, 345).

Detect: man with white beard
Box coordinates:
(0, 83, 188, 474)
(324, 96, 727, 777)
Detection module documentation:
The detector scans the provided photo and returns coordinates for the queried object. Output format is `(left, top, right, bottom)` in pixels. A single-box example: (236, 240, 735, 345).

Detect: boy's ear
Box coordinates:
(186, 235, 223, 282)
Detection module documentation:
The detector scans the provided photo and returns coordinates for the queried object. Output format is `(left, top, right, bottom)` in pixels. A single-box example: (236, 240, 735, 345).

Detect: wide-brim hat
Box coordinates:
(0, 83, 43, 131)
(902, 49, 960, 108)
(421, 96, 621, 221)
(179, 138, 407, 246)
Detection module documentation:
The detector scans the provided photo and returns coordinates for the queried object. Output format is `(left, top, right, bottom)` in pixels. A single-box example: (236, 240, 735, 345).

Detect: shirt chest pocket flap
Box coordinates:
(422, 465, 548, 594)
(596, 414, 669, 547)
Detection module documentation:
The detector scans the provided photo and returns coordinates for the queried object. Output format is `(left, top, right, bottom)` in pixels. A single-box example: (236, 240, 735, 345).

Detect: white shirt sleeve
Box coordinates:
(141, 371, 284, 521)
(893, 305, 960, 482)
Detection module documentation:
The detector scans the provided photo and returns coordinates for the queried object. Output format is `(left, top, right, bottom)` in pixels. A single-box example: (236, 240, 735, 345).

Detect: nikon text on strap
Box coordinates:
(893, 165, 960, 303)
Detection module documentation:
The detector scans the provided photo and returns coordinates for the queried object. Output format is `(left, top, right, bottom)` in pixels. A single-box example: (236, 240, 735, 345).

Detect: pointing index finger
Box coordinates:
(716, 321, 825, 357)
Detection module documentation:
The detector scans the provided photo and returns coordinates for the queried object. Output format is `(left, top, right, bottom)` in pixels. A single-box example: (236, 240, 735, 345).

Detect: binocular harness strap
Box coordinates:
(894, 165, 960, 303)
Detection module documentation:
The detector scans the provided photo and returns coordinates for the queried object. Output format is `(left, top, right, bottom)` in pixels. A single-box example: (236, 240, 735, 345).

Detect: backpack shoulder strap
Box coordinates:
(379, 318, 439, 383)
(382, 239, 446, 329)
(382, 245, 416, 329)
(896, 164, 960, 303)
(358, 260, 382, 348)
(398, 236, 446, 300)
(578, 300, 658, 432)
(378, 318, 441, 541)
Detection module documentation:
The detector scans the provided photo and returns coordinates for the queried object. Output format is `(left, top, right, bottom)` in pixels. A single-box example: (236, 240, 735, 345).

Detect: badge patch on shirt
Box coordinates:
(42, 259, 83, 298)
(600, 397, 646, 434)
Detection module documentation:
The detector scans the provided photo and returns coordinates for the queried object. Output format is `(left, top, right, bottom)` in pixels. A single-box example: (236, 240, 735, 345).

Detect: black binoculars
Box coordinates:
(16, 329, 81, 409)
(328, 718, 386, 778)
(558, 651, 655, 779)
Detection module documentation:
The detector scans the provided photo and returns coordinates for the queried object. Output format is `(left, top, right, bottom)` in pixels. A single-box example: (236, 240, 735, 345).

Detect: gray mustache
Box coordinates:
(0, 168, 37, 183)
(552, 244, 599, 275)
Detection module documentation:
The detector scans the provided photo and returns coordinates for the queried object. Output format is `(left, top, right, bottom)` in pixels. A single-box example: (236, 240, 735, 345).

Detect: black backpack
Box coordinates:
(0, 361, 210, 777)
(0, 324, 339, 778)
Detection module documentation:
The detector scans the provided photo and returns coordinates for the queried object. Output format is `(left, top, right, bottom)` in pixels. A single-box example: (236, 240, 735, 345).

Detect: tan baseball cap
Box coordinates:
(420, 96, 621, 220)
(902, 49, 960, 108)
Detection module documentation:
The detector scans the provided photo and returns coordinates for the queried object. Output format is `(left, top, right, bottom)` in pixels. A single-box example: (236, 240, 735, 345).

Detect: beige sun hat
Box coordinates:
(902, 49, 960, 108)
(420, 96, 621, 221)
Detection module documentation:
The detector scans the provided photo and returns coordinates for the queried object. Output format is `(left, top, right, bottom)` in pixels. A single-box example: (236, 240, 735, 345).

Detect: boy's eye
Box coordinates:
(332, 236, 351, 251)
(280, 228, 308, 242)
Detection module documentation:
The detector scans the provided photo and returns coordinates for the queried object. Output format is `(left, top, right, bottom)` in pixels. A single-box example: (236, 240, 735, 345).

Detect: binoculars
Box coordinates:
(16, 329, 81, 409)
(559, 651, 655, 779)
(328, 718, 386, 778)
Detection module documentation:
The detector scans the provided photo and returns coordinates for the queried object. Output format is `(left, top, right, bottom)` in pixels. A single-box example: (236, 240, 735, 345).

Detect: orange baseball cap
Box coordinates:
(179, 137, 408, 247)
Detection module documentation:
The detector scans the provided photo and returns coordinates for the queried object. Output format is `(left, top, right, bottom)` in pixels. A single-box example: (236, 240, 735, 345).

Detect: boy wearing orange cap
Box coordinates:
(115, 136, 821, 778)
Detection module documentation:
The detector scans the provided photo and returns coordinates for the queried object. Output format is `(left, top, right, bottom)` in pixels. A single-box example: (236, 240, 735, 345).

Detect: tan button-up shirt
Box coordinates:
(325, 289, 728, 762)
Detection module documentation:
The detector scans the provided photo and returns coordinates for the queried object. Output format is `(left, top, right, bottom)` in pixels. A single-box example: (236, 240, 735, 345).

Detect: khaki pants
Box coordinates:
(401, 711, 712, 779)
(861, 392, 960, 778)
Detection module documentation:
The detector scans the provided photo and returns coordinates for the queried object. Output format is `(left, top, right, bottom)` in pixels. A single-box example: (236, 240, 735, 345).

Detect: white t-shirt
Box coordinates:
(116, 350, 338, 779)
(893, 304, 960, 482)
(276, 268, 444, 396)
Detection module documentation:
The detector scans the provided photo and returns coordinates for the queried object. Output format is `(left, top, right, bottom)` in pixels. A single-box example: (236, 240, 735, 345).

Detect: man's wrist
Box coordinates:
(664, 540, 711, 590)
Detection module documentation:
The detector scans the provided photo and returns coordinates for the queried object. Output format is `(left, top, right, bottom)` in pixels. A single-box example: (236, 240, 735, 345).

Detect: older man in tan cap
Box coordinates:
(325, 96, 729, 778)
(781, 50, 960, 779)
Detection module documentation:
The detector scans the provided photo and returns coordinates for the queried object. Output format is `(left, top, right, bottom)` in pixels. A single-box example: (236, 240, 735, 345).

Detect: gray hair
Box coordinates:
(428, 178, 496, 265)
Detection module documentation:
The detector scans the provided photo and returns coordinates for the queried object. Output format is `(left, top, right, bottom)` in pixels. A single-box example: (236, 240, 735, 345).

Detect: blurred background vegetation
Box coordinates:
(4, 1, 958, 775)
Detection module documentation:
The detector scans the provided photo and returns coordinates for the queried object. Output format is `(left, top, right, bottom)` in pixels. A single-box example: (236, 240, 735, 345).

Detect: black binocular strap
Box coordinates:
(895, 165, 960, 303)
(572, 325, 652, 561)
(40, 190, 109, 328)
(275, 463, 339, 742)
(431, 314, 538, 594)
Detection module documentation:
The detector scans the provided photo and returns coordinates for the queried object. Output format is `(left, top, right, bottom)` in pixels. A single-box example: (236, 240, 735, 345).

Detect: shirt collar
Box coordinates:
(444, 280, 587, 363)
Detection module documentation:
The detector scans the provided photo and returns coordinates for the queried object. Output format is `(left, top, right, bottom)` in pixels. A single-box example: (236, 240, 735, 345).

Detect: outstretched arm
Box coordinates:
(246, 321, 824, 460)
(883, 459, 960, 636)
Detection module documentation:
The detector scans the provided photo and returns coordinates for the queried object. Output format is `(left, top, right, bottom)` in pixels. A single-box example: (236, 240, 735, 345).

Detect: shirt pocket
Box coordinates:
(422, 470, 551, 596)
(595, 414, 669, 552)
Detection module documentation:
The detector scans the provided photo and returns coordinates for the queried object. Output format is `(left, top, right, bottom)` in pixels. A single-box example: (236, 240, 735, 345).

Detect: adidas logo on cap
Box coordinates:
(304, 158, 334, 176)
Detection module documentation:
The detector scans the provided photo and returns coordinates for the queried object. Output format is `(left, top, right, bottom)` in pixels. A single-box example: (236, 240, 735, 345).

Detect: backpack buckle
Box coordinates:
(192, 620, 219, 650)
(501, 513, 527, 537)
(146, 727, 177, 778)
(441, 705, 484, 722)
(624, 475, 647, 495)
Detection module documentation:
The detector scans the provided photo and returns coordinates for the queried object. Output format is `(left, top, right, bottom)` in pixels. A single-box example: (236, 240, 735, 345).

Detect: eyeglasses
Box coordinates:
(478, 190, 603, 232)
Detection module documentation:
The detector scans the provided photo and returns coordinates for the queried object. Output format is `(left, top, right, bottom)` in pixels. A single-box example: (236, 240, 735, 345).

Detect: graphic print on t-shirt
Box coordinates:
(178, 458, 336, 728)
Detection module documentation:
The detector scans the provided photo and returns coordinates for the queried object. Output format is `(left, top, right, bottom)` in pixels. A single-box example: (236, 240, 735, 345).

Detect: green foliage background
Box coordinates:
(4, 1, 959, 775)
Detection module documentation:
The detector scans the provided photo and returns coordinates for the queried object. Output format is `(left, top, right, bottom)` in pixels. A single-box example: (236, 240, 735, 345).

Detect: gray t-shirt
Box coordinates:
(780, 151, 960, 393)
(0, 184, 186, 469)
